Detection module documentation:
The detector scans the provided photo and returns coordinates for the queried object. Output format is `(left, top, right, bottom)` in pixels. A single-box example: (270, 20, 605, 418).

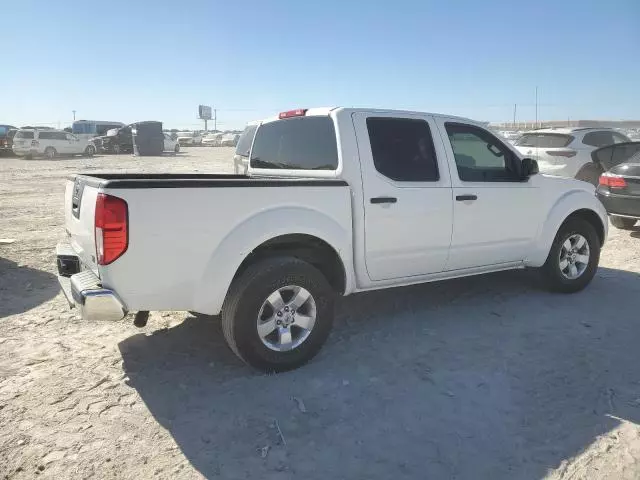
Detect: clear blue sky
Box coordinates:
(3, 0, 639, 129)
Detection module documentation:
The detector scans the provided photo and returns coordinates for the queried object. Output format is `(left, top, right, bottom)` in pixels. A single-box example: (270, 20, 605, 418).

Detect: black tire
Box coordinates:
(222, 257, 335, 372)
(113, 144, 121, 154)
(84, 145, 95, 157)
(610, 216, 636, 230)
(539, 218, 600, 293)
(174, 144, 180, 153)
(44, 147, 57, 160)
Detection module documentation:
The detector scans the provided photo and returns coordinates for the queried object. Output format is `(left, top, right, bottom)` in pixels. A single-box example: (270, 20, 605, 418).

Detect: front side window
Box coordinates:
(612, 132, 630, 144)
(250, 116, 338, 170)
(366, 117, 439, 182)
(445, 123, 521, 182)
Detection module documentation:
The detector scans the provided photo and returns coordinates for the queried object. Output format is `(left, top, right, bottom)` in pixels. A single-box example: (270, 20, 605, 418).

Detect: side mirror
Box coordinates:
(521, 157, 539, 178)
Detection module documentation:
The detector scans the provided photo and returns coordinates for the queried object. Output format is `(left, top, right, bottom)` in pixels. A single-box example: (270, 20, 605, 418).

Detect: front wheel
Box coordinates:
(222, 257, 335, 372)
(174, 144, 180, 153)
(113, 144, 121, 154)
(539, 218, 600, 293)
(84, 145, 95, 157)
(610, 216, 636, 230)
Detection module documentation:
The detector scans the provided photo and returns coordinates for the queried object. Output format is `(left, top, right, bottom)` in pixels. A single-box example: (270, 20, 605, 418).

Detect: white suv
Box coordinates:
(514, 128, 630, 185)
(12, 129, 96, 159)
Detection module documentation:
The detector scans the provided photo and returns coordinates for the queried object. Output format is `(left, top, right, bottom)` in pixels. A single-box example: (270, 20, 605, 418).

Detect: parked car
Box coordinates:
(98, 126, 133, 154)
(514, 127, 631, 185)
(56, 107, 607, 372)
(233, 122, 258, 174)
(594, 142, 640, 230)
(163, 133, 180, 153)
(0, 124, 17, 154)
(12, 128, 95, 159)
(202, 133, 223, 146)
(177, 131, 202, 146)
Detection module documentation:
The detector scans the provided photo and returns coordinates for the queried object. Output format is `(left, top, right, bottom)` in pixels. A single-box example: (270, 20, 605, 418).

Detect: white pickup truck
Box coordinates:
(56, 107, 608, 371)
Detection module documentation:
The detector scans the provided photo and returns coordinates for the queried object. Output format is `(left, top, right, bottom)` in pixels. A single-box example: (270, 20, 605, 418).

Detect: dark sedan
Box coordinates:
(596, 164, 640, 230)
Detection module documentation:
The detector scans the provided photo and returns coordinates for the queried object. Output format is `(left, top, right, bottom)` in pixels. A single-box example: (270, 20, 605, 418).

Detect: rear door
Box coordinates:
(352, 112, 453, 280)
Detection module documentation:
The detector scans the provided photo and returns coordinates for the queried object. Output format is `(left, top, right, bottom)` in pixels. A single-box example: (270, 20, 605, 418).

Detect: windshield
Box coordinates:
(177, 132, 193, 137)
(516, 133, 574, 148)
(235, 125, 258, 157)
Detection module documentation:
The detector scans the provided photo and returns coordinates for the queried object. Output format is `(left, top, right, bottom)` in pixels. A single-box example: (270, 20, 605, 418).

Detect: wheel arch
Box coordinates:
(527, 190, 607, 267)
(192, 206, 354, 315)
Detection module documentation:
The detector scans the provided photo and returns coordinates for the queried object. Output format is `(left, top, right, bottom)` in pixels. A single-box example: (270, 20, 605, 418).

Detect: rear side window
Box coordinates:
(582, 131, 614, 147)
(250, 117, 338, 170)
(15, 131, 34, 139)
(516, 133, 573, 148)
(38, 131, 55, 140)
(235, 124, 257, 157)
(366, 117, 439, 182)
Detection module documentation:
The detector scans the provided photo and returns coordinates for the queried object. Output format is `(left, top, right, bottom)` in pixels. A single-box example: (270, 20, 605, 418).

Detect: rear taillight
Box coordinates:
(599, 172, 627, 189)
(546, 150, 577, 157)
(95, 193, 128, 265)
(278, 109, 307, 119)
(31, 140, 39, 147)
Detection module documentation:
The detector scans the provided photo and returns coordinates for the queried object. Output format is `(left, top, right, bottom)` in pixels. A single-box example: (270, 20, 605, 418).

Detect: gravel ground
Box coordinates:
(1, 148, 640, 479)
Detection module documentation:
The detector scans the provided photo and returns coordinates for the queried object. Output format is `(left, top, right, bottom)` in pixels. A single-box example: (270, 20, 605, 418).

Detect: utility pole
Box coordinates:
(214, 109, 217, 132)
(513, 104, 517, 129)
(72, 110, 76, 121)
(535, 86, 538, 128)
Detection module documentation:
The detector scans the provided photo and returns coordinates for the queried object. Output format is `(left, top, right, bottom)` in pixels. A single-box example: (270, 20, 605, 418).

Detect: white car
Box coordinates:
(56, 107, 607, 372)
(202, 133, 223, 146)
(514, 127, 630, 184)
(176, 131, 202, 146)
(163, 133, 180, 153)
(13, 128, 96, 159)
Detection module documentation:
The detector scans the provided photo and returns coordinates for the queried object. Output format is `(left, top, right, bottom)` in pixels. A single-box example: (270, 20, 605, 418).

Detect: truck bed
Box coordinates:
(64, 172, 353, 315)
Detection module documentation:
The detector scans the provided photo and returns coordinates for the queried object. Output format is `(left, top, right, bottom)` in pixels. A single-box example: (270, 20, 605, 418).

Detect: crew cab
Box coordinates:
(56, 107, 608, 372)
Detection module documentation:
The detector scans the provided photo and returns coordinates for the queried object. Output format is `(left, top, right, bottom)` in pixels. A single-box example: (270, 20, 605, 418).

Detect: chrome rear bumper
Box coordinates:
(56, 242, 127, 321)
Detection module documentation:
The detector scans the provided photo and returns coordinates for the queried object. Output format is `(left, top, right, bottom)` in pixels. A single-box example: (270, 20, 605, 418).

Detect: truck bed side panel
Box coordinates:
(97, 184, 353, 314)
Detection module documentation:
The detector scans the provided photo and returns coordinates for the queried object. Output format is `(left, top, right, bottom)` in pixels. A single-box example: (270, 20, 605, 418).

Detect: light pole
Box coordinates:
(72, 110, 76, 121)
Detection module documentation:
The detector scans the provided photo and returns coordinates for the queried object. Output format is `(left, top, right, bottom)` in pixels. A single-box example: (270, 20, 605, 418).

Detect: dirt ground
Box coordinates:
(1, 147, 640, 480)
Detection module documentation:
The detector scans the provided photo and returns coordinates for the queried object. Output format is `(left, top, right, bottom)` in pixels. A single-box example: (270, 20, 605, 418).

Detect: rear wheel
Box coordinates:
(610, 216, 637, 230)
(84, 145, 95, 157)
(113, 144, 121, 154)
(222, 257, 335, 372)
(539, 218, 600, 293)
(44, 147, 56, 160)
(174, 144, 180, 153)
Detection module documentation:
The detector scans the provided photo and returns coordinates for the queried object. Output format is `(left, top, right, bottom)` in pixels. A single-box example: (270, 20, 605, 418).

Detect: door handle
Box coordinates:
(456, 194, 477, 201)
(370, 196, 397, 204)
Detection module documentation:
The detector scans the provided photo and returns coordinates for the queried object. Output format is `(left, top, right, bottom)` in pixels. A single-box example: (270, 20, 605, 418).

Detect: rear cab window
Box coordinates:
(250, 116, 339, 171)
(516, 133, 574, 148)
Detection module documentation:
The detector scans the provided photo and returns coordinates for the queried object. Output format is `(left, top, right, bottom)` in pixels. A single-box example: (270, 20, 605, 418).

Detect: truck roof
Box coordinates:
(261, 107, 477, 125)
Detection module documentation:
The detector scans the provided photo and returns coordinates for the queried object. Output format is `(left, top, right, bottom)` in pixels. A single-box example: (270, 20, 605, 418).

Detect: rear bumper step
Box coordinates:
(56, 242, 127, 321)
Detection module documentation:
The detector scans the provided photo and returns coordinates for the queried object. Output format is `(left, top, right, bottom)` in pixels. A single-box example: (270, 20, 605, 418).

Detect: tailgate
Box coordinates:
(64, 176, 100, 274)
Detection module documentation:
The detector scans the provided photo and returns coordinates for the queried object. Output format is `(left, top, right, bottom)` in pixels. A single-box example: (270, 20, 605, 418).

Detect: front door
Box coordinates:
(436, 120, 542, 271)
(352, 112, 453, 281)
